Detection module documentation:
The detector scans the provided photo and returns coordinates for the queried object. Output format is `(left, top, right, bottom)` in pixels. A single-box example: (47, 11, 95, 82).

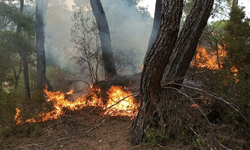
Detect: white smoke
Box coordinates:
(44, 0, 153, 75)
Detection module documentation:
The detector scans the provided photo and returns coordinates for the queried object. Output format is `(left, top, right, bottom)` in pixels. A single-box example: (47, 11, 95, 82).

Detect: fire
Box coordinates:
(191, 45, 240, 81)
(14, 86, 139, 125)
(104, 86, 139, 118)
(191, 45, 226, 70)
(190, 104, 198, 107)
(231, 66, 239, 82)
(14, 108, 22, 124)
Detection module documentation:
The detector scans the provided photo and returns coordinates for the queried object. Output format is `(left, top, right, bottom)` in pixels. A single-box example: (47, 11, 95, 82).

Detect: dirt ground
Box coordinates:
(0, 106, 185, 150)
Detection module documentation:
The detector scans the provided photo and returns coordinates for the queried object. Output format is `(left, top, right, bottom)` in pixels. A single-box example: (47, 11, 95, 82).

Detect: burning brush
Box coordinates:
(14, 85, 140, 125)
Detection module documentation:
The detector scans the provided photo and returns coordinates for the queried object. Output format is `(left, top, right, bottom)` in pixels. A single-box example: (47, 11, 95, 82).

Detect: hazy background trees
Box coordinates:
(0, 0, 152, 123)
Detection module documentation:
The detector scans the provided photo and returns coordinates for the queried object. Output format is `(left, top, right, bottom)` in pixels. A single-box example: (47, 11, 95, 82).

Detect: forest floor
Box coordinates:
(0, 107, 186, 150)
(1, 73, 249, 150)
(0, 73, 189, 150)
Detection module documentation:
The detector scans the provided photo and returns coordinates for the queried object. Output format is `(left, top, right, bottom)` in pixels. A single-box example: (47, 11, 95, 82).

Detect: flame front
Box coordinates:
(15, 86, 139, 124)
(191, 45, 226, 70)
(104, 86, 139, 118)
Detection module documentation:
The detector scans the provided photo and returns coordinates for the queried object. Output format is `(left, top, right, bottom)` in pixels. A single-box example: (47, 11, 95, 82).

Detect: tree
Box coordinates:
(0, 1, 34, 95)
(224, 0, 250, 70)
(89, 0, 117, 79)
(232, 0, 238, 8)
(144, 0, 162, 61)
(220, 0, 250, 105)
(36, 0, 52, 91)
(162, 0, 214, 85)
(71, 11, 101, 84)
(131, 0, 214, 145)
(17, 0, 31, 99)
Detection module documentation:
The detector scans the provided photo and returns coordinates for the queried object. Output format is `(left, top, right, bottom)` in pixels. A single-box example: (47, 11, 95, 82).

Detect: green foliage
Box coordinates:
(0, 1, 35, 95)
(26, 123, 43, 138)
(223, 6, 250, 70)
(143, 116, 195, 147)
(1, 122, 43, 139)
(190, 6, 250, 148)
(142, 117, 169, 147)
(0, 2, 34, 32)
(0, 91, 23, 121)
(221, 5, 250, 106)
(143, 127, 169, 147)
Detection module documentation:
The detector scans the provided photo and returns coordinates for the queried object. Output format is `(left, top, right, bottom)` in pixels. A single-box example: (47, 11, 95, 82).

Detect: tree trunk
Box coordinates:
(36, 0, 52, 91)
(89, 0, 117, 79)
(131, 0, 183, 145)
(22, 55, 31, 99)
(131, 0, 214, 145)
(162, 0, 214, 86)
(17, 0, 31, 99)
(13, 60, 22, 89)
(232, 0, 238, 8)
(144, 0, 162, 62)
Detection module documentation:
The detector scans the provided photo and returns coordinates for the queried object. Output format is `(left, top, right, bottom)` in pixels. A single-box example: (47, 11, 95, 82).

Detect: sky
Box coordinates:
(138, 0, 250, 17)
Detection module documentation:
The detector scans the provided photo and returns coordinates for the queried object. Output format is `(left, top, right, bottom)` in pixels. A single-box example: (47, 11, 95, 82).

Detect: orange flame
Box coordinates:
(191, 45, 239, 81)
(104, 86, 139, 118)
(14, 108, 22, 124)
(191, 45, 226, 70)
(231, 66, 239, 83)
(14, 86, 139, 125)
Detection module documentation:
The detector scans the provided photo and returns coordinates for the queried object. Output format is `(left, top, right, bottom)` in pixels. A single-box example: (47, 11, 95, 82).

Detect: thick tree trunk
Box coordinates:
(131, 0, 183, 145)
(144, 0, 162, 62)
(232, 0, 238, 8)
(162, 0, 214, 85)
(89, 0, 117, 79)
(36, 0, 52, 91)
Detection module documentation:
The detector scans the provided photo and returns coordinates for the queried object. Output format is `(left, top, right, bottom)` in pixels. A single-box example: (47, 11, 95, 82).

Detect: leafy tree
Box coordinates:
(0, 1, 34, 96)
(221, 2, 250, 104)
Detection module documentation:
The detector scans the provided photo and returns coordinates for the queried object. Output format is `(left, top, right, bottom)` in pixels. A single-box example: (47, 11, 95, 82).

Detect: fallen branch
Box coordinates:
(19, 143, 43, 150)
(86, 119, 105, 132)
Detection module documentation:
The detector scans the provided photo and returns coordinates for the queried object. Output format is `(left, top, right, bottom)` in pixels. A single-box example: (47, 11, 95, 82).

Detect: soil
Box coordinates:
(0, 107, 186, 150)
(0, 73, 170, 150)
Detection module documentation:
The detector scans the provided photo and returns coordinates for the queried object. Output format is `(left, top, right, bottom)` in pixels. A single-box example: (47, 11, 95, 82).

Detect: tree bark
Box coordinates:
(13, 60, 22, 89)
(36, 0, 52, 91)
(162, 0, 214, 85)
(89, 0, 117, 79)
(232, 0, 238, 8)
(131, 0, 183, 145)
(22, 55, 31, 99)
(144, 0, 162, 62)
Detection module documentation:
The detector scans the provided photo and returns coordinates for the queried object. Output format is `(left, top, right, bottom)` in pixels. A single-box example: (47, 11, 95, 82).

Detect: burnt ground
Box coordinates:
(3, 107, 141, 150)
(0, 106, 188, 150)
(1, 73, 249, 150)
(0, 73, 186, 150)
